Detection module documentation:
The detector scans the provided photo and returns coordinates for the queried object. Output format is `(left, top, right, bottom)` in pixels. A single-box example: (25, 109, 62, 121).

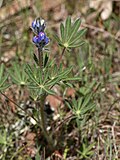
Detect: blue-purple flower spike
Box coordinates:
(32, 18, 49, 50)
(32, 32, 49, 49)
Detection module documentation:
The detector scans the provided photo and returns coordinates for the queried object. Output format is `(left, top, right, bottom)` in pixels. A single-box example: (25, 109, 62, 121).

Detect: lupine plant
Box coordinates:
(0, 17, 90, 155)
(25, 17, 87, 150)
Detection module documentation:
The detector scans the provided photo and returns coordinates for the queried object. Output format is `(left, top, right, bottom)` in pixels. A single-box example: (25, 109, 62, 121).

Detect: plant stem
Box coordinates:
(58, 47, 66, 67)
(37, 96, 54, 150)
(38, 48, 43, 78)
(37, 48, 55, 150)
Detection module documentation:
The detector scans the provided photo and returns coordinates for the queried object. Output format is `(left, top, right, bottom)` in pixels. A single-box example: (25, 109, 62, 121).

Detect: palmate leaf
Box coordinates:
(78, 142, 95, 159)
(66, 92, 95, 119)
(12, 63, 22, 80)
(25, 64, 57, 96)
(25, 64, 39, 85)
(9, 63, 27, 85)
(45, 65, 73, 88)
(57, 17, 86, 50)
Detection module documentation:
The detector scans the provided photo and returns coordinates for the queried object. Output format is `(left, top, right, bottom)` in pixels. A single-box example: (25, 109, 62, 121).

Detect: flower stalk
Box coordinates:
(38, 48, 43, 76)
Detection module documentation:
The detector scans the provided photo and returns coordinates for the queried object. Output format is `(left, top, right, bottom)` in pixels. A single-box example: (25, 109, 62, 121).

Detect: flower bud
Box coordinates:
(31, 18, 46, 34)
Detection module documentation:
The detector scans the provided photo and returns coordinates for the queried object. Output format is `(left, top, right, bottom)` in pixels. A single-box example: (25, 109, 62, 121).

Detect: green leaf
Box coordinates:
(60, 23, 65, 41)
(45, 77, 60, 87)
(69, 41, 85, 48)
(43, 87, 55, 95)
(33, 53, 38, 65)
(25, 64, 39, 85)
(0, 63, 4, 82)
(69, 28, 87, 45)
(43, 53, 49, 67)
(81, 94, 92, 109)
(57, 17, 86, 49)
(0, 84, 10, 91)
(9, 63, 27, 85)
(54, 34, 62, 44)
(0, 64, 9, 90)
(0, 75, 8, 87)
(13, 63, 22, 80)
(43, 70, 49, 84)
(38, 68, 43, 84)
(81, 103, 95, 115)
(58, 67, 72, 78)
(28, 85, 38, 89)
(77, 142, 95, 159)
(65, 16, 71, 41)
(86, 143, 95, 152)
(78, 98, 83, 110)
(0, 131, 7, 145)
(67, 18, 81, 43)
(35, 152, 41, 160)
(65, 100, 72, 110)
(63, 82, 73, 87)
(62, 77, 81, 81)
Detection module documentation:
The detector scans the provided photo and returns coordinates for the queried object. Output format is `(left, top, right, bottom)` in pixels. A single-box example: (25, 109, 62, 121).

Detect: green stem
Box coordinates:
(38, 48, 43, 78)
(37, 48, 55, 150)
(36, 96, 54, 151)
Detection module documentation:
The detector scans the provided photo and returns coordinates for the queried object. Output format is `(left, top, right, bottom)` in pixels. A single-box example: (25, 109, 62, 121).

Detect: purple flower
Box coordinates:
(32, 32, 49, 49)
(31, 18, 46, 34)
